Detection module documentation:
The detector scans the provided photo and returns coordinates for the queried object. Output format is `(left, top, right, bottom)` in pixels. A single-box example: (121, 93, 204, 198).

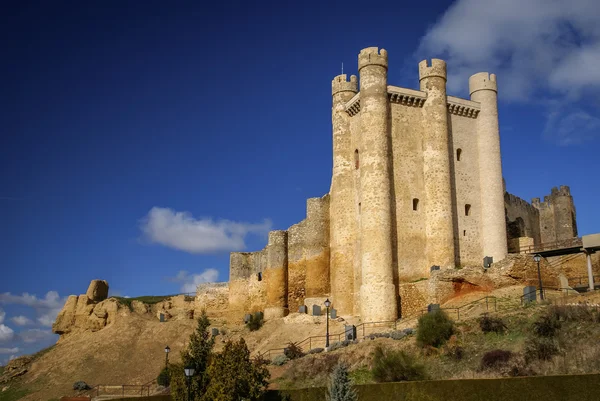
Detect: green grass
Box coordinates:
(31, 344, 56, 361)
(0, 386, 30, 401)
(112, 295, 186, 311)
(349, 367, 373, 385)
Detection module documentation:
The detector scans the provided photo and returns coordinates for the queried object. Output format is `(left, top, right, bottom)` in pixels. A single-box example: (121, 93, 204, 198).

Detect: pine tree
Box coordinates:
(203, 338, 270, 401)
(170, 310, 215, 401)
(327, 362, 358, 401)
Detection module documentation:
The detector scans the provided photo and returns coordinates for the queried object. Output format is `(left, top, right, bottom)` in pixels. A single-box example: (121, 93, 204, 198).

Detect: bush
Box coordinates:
(284, 342, 305, 360)
(525, 337, 559, 361)
(247, 312, 264, 332)
(308, 348, 324, 354)
(390, 330, 407, 340)
(445, 345, 465, 361)
(548, 305, 599, 322)
(532, 314, 561, 338)
(73, 381, 91, 391)
(327, 362, 358, 401)
(272, 354, 289, 366)
(367, 332, 391, 340)
(480, 349, 513, 370)
(479, 315, 507, 334)
(416, 310, 455, 348)
(372, 346, 427, 383)
(157, 367, 170, 387)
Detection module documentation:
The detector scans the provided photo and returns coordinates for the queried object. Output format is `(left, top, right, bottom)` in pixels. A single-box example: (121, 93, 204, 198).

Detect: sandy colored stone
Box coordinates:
(85, 280, 109, 303)
(52, 295, 78, 335)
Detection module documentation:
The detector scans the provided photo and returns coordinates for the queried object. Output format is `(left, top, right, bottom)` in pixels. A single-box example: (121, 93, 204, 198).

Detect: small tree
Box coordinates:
(170, 310, 215, 401)
(327, 362, 358, 401)
(203, 338, 270, 401)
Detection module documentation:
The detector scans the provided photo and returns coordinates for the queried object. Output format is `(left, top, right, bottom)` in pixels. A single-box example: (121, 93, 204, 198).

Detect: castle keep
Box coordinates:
(227, 47, 579, 323)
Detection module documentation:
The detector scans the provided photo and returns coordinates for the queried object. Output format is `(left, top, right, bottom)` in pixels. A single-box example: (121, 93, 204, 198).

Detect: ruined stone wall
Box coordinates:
(195, 283, 229, 316)
(287, 196, 330, 313)
(448, 109, 483, 266)
(228, 250, 267, 316)
(504, 192, 541, 247)
(390, 102, 427, 282)
(533, 186, 578, 244)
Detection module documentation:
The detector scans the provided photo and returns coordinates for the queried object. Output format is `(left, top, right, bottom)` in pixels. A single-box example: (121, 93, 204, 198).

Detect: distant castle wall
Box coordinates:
(532, 186, 578, 243)
(504, 192, 541, 247)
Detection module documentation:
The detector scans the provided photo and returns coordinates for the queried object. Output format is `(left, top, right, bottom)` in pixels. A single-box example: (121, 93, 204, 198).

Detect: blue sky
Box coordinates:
(1, 0, 599, 362)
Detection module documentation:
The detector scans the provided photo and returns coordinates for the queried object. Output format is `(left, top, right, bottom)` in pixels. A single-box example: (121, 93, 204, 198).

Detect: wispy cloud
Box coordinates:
(416, 0, 600, 145)
(0, 347, 19, 354)
(11, 316, 34, 326)
(139, 207, 272, 254)
(19, 329, 55, 344)
(168, 269, 220, 293)
(0, 291, 66, 328)
(0, 307, 5, 324)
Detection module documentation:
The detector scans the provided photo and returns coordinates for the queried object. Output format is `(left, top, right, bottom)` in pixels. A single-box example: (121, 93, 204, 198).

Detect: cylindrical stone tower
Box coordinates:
(419, 59, 456, 269)
(264, 230, 289, 320)
(329, 74, 358, 315)
(357, 47, 397, 322)
(469, 72, 508, 262)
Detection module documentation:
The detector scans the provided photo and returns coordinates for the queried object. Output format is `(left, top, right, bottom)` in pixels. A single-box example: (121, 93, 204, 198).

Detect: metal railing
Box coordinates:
(517, 238, 583, 254)
(84, 378, 157, 398)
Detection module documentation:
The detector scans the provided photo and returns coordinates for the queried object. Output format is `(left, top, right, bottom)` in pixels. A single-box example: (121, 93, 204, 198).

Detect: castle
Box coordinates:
(226, 47, 578, 323)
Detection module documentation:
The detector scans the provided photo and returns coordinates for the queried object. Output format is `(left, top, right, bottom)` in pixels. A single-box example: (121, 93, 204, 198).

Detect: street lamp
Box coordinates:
(324, 298, 331, 348)
(534, 254, 544, 301)
(184, 366, 195, 401)
(164, 346, 170, 371)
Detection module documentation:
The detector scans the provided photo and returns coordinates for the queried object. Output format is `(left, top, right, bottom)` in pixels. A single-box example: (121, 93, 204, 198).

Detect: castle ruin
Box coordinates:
(226, 47, 579, 323)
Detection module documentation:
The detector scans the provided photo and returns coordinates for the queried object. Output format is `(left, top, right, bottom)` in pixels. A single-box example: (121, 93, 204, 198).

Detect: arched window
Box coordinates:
(457, 148, 462, 161)
(354, 149, 359, 169)
(412, 198, 419, 211)
(465, 204, 471, 216)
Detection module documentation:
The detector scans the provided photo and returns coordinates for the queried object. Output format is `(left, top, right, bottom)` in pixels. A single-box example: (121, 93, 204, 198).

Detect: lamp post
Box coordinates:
(534, 254, 544, 301)
(184, 366, 195, 401)
(324, 298, 331, 348)
(164, 346, 170, 371)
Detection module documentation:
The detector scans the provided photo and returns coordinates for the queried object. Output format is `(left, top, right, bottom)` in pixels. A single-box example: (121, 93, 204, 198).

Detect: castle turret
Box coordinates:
(357, 47, 397, 322)
(264, 230, 289, 320)
(329, 74, 358, 315)
(419, 59, 456, 269)
(469, 72, 508, 261)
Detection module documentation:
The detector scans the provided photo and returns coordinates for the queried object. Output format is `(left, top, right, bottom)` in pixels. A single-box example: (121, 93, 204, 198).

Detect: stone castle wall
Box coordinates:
(533, 186, 578, 244)
(504, 192, 541, 246)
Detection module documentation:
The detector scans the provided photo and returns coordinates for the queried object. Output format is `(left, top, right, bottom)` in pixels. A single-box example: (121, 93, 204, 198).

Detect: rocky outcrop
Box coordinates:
(0, 356, 32, 384)
(86, 280, 109, 302)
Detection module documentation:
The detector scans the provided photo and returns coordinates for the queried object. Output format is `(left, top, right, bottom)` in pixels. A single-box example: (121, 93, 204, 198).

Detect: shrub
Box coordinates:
(372, 346, 427, 383)
(284, 342, 305, 360)
(480, 349, 513, 370)
(390, 330, 406, 340)
(416, 310, 455, 348)
(328, 342, 346, 351)
(478, 315, 507, 334)
(308, 348, 324, 354)
(72, 381, 91, 391)
(532, 313, 561, 338)
(367, 332, 391, 340)
(272, 354, 289, 366)
(525, 337, 559, 361)
(445, 345, 465, 361)
(327, 362, 358, 401)
(157, 367, 170, 387)
(247, 312, 264, 332)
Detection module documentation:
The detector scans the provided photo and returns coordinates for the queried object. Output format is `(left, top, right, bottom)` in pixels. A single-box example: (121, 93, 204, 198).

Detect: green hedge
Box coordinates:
(264, 374, 600, 401)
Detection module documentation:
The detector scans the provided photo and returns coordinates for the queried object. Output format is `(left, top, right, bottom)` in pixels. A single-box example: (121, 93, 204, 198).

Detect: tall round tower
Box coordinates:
(419, 59, 455, 269)
(357, 47, 397, 322)
(329, 74, 358, 315)
(469, 72, 508, 262)
(264, 230, 289, 320)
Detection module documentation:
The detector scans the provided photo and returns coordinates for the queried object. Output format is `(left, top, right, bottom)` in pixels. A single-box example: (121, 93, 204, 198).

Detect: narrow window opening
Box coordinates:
(358, 202, 361, 214)
(465, 204, 471, 216)
(412, 198, 419, 211)
(457, 148, 462, 161)
(354, 149, 359, 169)
(257, 272, 262, 281)
(463, 230, 466, 236)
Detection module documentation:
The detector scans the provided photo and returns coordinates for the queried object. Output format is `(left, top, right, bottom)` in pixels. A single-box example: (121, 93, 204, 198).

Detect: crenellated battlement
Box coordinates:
(358, 47, 388, 71)
(532, 185, 573, 209)
(332, 74, 358, 96)
(505, 192, 540, 215)
(469, 72, 497, 95)
(418, 59, 447, 81)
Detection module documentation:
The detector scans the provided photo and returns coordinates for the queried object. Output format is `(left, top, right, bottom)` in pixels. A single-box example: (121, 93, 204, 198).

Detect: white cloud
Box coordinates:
(544, 107, 600, 145)
(170, 269, 220, 293)
(0, 307, 4, 324)
(0, 325, 14, 342)
(19, 329, 55, 344)
(11, 316, 33, 326)
(139, 207, 272, 254)
(0, 291, 66, 328)
(0, 347, 19, 354)
(417, 0, 600, 102)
